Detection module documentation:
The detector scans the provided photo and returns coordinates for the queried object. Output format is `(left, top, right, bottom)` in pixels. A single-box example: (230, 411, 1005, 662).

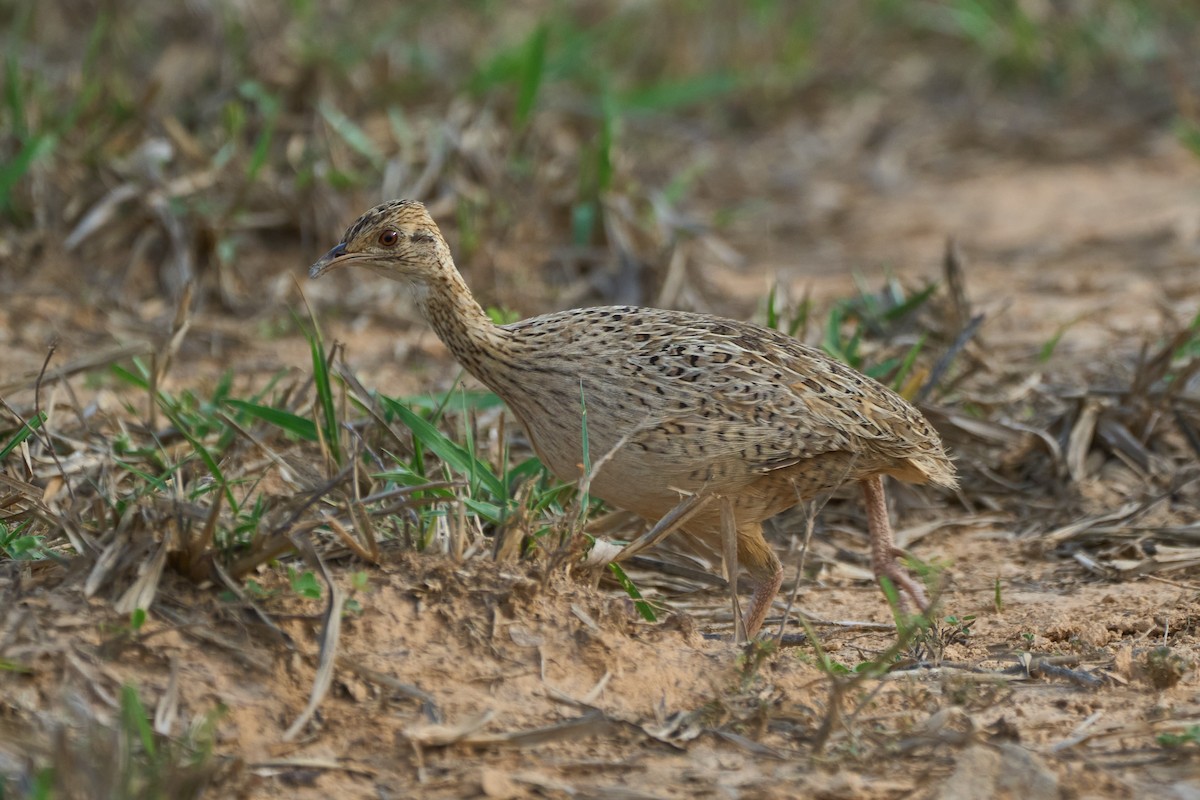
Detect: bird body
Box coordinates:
(489, 306, 949, 523)
(311, 200, 956, 638)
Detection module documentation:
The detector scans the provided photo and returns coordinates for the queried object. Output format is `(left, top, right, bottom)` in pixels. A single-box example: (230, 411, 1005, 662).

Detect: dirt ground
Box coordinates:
(2, 134, 1197, 798)
(2, 6, 1200, 798)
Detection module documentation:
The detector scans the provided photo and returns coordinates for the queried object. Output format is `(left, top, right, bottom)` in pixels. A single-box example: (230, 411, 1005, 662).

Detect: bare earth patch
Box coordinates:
(2, 132, 1198, 799)
(4, 536, 1196, 798)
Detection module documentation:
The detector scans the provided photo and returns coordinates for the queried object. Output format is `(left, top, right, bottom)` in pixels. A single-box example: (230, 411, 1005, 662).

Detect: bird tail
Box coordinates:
(887, 452, 958, 490)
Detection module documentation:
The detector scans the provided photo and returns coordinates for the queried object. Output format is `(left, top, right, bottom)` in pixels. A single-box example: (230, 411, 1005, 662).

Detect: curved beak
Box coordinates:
(309, 242, 348, 279)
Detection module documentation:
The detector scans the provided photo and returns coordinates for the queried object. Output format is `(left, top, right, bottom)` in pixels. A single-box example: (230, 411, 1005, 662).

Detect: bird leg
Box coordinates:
(719, 497, 745, 642)
(695, 510, 783, 642)
(861, 475, 929, 613)
(732, 517, 783, 641)
(742, 555, 783, 640)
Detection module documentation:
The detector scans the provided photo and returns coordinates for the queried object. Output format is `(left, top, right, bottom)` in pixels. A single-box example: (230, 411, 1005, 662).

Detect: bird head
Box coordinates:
(309, 199, 450, 283)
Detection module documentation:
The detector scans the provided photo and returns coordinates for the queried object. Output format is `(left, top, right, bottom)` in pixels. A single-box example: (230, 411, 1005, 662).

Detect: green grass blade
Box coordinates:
(595, 89, 615, 193)
(788, 295, 811, 338)
(508, 455, 549, 485)
(765, 283, 780, 330)
(374, 463, 456, 492)
(822, 304, 848, 362)
(1039, 318, 1080, 362)
(225, 398, 318, 441)
(607, 562, 657, 621)
(307, 327, 342, 465)
(0, 132, 57, 208)
(865, 356, 900, 381)
(4, 54, 27, 142)
(379, 396, 506, 500)
(113, 461, 174, 494)
(463, 497, 505, 523)
(404, 390, 505, 415)
(155, 400, 237, 511)
(110, 361, 151, 390)
(619, 72, 739, 114)
(890, 334, 927, 391)
(1177, 118, 1200, 159)
(238, 81, 280, 183)
(515, 24, 549, 128)
(209, 370, 234, 407)
(530, 482, 575, 515)
(319, 100, 383, 168)
(0, 411, 45, 459)
(882, 281, 939, 322)
(120, 685, 157, 760)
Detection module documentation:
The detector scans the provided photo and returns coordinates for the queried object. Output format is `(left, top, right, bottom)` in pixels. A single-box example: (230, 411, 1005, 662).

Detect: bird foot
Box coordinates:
(739, 562, 784, 641)
(876, 552, 929, 615)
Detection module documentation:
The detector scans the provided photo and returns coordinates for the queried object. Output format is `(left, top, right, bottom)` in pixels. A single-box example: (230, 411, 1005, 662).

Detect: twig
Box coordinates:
(720, 496, 744, 642)
(282, 534, 345, 741)
(918, 312, 985, 403)
(33, 341, 76, 503)
(581, 490, 715, 568)
(337, 657, 441, 722)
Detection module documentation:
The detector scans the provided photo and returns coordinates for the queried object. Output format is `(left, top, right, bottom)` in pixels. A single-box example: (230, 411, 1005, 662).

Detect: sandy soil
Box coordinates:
(2, 125, 1199, 799)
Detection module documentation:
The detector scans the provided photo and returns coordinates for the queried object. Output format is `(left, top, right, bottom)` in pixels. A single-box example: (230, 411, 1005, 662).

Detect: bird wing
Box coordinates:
(617, 311, 933, 475)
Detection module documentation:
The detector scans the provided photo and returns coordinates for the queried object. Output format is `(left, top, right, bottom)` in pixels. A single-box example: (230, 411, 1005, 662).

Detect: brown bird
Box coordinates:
(310, 200, 957, 638)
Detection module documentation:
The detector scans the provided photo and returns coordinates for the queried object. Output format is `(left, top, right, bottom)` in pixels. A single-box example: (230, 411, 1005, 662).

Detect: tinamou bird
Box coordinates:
(310, 200, 957, 639)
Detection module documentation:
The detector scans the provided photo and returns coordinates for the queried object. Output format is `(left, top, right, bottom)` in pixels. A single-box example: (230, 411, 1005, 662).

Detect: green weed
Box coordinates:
(809, 276, 939, 390)
(305, 319, 343, 466)
(1157, 724, 1200, 749)
(11, 685, 223, 800)
(908, 613, 976, 664)
(0, 410, 45, 459)
(0, 520, 45, 560)
(369, 385, 578, 555)
(736, 636, 778, 689)
(1, 12, 107, 218)
(764, 283, 810, 339)
(920, 0, 1184, 87)
(288, 567, 323, 600)
(607, 561, 657, 622)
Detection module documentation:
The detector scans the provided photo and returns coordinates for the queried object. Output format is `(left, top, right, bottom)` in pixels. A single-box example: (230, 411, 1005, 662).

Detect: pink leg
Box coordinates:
(741, 556, 783, 640)
(861, 475, 929, 613)
(717, 509, 783, 641)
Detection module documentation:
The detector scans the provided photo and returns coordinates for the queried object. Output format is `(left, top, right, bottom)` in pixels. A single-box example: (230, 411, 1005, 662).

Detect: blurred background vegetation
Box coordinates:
(2, 0, 1197, 314)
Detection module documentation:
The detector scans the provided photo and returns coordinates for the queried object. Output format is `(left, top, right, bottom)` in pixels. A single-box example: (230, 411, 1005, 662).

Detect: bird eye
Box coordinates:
(378, 229, 400, 247)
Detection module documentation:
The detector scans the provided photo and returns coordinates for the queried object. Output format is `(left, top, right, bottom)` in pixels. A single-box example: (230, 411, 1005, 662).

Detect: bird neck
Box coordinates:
(414, 259, 515, 380)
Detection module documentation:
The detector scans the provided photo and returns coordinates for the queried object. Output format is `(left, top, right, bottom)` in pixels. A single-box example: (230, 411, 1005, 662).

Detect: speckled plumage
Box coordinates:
(311, 200, 957, 638)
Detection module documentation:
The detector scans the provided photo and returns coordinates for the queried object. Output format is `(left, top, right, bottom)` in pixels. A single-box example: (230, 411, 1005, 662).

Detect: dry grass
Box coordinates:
(2, 1, 1200, 797)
